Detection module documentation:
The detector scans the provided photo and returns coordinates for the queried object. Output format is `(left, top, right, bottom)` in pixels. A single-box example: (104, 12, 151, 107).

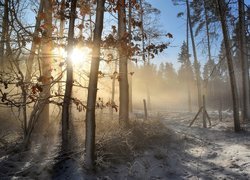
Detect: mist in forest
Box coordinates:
(1, 0, 250, 179)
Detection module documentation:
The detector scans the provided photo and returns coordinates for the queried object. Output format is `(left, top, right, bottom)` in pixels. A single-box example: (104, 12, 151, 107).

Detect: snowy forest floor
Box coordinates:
(0, 110, 250, 180)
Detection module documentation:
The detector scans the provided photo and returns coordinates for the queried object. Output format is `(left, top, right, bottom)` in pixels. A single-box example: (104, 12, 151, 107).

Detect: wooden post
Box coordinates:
(219, 97, 222, 121)
(203, 95, 207, 128)
(189, 107, 203, 127)
(143, 99, 148, 120)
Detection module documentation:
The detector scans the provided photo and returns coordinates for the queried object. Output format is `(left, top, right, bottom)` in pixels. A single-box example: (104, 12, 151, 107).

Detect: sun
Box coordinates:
(53, 46, 92, 65)
(70, 47, 92, 64)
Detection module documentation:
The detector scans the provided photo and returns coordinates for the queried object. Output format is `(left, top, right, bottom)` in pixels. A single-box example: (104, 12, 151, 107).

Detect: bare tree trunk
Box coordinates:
(217, 0, 241, 132)
(25, 1, 43, 82)
(186, 0, 202, 109)
(238, 0, 250, 121)
(37, 0, 53, 131)
(139, 0, 145, 62)
(143, 99, 148, 120)
(58, 0, 65, 95)
(0, 0, 9, 69)
(203, 0, 212, 63)
(202, 95, 207, 128)
(186, 9, 192, 112)
(118, 0, 129, 127)
(85, 0, 105, 169)
(61, 0, 77, 149)
(111, 58, 118, 119)
(128, 0, 133, 113)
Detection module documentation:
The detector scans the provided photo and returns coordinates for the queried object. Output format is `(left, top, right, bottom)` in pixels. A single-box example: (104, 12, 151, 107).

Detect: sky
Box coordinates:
(25, 0, 250, 70)
(147, 0, 250, 70)
(147, 0, 187, 69)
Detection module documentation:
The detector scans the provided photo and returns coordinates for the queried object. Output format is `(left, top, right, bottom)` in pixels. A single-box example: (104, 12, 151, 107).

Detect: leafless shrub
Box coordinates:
(95, 118, 169, 168)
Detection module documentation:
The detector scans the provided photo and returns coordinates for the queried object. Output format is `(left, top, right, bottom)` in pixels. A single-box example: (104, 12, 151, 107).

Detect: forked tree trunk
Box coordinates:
(217, 0, 241, 132)
(85, 0, 105, 169)
(186, 0, 202, 109)
(118, 0, 129, 127)
(61, 0, 77, 149)
(238, 0, 250, 121)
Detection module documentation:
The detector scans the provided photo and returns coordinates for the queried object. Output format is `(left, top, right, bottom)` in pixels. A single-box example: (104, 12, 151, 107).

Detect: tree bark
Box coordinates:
(186, 0, 202, 109)
(25, 1, 44, 82)
(203, 0, 212, 63)
(128, 0, 133, 113)
(118, 0, 129, 127)
(0, 0, 9, 69)
(85, 0, 105, 169)
(58, 0, 65, 95)
(238, 0, 250, 121)
(217, 0, 241, 132)
(37, 0, 53, 131)
(61, 0, 77, 149)
(139, 0, 145, 62)
(186, 8, 192, 112)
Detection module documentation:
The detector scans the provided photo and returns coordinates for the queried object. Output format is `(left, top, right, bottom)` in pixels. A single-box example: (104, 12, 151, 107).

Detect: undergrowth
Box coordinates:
(95, 117, 170, 168)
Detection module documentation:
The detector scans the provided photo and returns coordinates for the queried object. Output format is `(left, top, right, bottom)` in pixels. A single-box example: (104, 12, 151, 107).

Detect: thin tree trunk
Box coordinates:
(85, 0, 105, 169)
(217, 0, 241, 132)
(61, 0, 77, 149)
(203, 95, 207, 128)
(111, 58, 118, 119)
(203, 0, 214, 105)
(186, 0, 202, 109)
(128, 0, 133, 113)
(139, 0, 145, 62)
(25, 1, 44, 82)
(238, 0, 250, 121)
(0, 0, 9, 69)
(58, 0, 65, 95)
(0, 0, 9, 70)
(186, 8, 192, 112)
(118, 0, 129, 127)
(203, 0, 212, 63)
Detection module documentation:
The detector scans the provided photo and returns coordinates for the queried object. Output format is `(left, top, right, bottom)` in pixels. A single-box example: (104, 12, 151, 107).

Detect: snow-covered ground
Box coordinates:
(0, 111, 249, 179)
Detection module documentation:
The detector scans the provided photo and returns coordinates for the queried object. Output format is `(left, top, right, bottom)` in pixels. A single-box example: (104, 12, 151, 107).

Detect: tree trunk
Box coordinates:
(118, 0, 129, 127)
(0, 0, 9, 69)
(143, 99, 148, 120)
(238, 0, 250, 121)
(186, 8, 192, 112)
(203, 0, 212, 63)
(186, 0, 202, 109)
(25, 1, 44, 82)
(128, 0, 133, 113)
(203, 0, 212, 99)
(61, 0, 77, 150)
(217, 0, 241, 132)
(111, 58, 118, 119)
(139, 0, 145, 62)
(85, 0, 105, 170)
(58, 0, 65, 95)
(203, 95, 207, 128)
(37, 0, 53, 131)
